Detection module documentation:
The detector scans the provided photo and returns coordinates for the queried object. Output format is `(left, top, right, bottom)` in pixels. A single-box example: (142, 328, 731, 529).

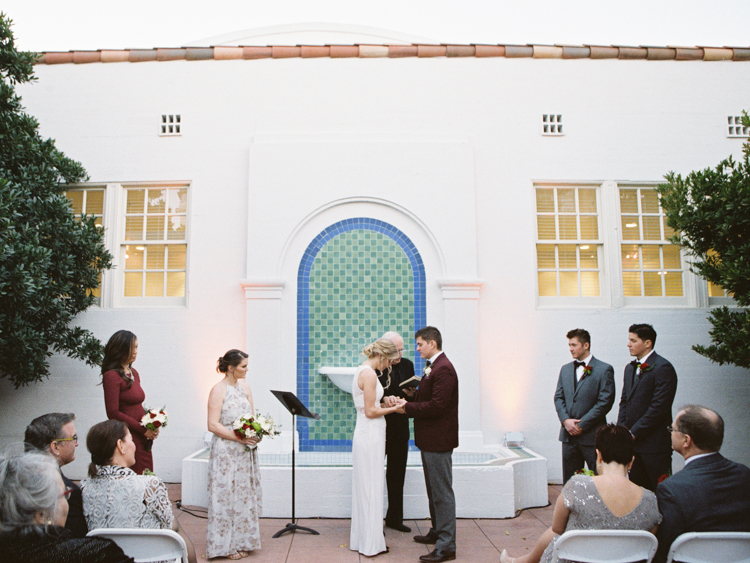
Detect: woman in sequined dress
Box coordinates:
(501, 424, 662, 563)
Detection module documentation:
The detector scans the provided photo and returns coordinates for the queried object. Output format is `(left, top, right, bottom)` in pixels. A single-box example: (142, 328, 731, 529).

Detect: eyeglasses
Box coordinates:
(55, 434, 78, 444)
(61, 488, 74, 499)
(667, 426, 681, 433)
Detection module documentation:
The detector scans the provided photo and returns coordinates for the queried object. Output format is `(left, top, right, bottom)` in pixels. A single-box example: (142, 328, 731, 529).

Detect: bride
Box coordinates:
(350, 338, 407, 556)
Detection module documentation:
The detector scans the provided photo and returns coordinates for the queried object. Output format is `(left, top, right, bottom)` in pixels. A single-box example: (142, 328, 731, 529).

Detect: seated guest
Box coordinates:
(501, 424, 661, 563)
(81, 420, 197, 563)
(24, 412, 88, 538)
(0, 451, 134, 563)
(655, 405, 750, 563)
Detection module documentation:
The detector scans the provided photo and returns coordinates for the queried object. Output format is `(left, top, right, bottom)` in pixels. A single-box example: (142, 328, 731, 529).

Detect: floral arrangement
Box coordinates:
(424, 365, 432, 377)
(582, 365, 592, 377)
(233, 411, 281, 451)
(140, 407, 168, 432)
(639, 362, 654, 373)
(574, 468, 596, 476)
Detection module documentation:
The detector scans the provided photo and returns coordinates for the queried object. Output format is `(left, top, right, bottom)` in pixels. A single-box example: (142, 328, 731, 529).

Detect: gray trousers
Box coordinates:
(421, 450, 456, 552)
(562, 440, 597, 483)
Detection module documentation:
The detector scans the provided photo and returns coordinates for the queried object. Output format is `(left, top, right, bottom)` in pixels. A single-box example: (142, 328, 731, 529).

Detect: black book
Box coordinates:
(399, 374, 422, 389)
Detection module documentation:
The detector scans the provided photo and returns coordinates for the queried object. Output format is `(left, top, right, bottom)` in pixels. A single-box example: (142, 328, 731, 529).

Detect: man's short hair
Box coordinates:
(676, 405, 724, 452)
(415, 326, 442, 350)
(628, 323, 657, 346)
(24, 413, 76, 452)
(566, 328, 591, 346)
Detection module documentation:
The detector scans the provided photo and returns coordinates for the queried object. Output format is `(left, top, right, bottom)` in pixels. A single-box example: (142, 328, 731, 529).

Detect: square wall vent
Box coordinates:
(542, 114, 563, 136)
(160, 114, 181, 136)
(727, 115, 748, 138)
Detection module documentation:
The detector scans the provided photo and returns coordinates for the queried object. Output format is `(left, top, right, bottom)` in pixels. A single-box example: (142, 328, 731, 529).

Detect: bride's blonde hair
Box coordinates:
(362, 338, 400, 388)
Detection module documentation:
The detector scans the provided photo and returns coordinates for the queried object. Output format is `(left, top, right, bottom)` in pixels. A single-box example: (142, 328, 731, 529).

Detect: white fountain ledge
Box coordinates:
(319, 366, 357, 394)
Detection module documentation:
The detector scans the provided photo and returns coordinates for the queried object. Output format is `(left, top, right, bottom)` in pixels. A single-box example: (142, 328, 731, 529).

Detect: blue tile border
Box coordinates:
(296, 218, 427, 451)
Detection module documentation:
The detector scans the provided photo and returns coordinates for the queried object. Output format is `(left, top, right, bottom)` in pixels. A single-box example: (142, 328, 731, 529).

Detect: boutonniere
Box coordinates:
(423, 366, 432, 377)
(639, 362, 654, 373)
(582, 365, 592, 377)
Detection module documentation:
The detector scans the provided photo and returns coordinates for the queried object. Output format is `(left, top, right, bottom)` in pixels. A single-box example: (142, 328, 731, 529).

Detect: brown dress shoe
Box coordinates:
(413, 532, 439, 544)
(419, 548, 456, 562)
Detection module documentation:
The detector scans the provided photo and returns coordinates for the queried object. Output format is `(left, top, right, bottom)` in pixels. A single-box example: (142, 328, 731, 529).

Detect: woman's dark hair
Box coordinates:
(101, 330, 137, 388)
(217, 349, 249, 373)
(86, 419, 128, 477)
(595, 423, 635, 465)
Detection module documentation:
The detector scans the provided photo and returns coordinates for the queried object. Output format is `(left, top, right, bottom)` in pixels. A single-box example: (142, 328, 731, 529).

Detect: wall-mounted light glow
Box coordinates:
(580, 245, 589, 250)
(625, 223, 638, 228)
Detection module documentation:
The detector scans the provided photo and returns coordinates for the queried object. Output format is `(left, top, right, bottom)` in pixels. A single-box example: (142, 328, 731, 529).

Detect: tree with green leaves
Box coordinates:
(656, 113, 750, 369)
(0, 13, 112, 387)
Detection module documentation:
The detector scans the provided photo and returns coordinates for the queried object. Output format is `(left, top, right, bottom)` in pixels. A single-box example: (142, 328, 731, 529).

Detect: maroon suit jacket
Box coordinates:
(404, 352, 459, 452)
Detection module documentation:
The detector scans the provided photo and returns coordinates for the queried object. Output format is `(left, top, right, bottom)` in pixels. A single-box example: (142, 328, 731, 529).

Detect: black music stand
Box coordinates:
(270, 390, 321, 538)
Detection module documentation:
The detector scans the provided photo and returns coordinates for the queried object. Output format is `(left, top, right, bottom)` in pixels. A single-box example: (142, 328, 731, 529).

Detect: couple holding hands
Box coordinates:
(350, 327, 459, 563)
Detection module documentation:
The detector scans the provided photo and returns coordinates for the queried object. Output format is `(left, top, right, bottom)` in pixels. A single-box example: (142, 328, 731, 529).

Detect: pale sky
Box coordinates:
(2, 0, 749, 53)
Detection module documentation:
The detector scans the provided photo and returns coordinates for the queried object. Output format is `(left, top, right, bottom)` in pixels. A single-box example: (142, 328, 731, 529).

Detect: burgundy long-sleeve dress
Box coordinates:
(103, 368, 153, 474)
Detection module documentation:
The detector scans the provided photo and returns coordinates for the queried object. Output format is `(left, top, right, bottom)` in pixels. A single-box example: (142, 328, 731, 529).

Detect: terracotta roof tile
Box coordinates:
(504, 45, 533, 58)
(618, 46, 648, 59)
(272, 46, 301, 58)
(72, 51, 101, 64)
(674, 47, 704, 61)
(359, 45, 389, 58)
(186, 48, 214, 61)
(129, 50, 158, 63)
(44, 52, 74, 64)
(329, 45, 359, 58)
(446, 45, 475, 57)
(156, 48, 186, 61)
(533, 45, 563, 59)
(588, 45, 619, 59)
(243, 46, 272, 59)
(417, 45, 447, 57)
(561, 46, 591, 59)
(474, 45, 505, 57)
(388, 45, 418, 58)
(300, 45, 330, 58)
(101, 50, 130, 63)
(33, 43, 750, 65)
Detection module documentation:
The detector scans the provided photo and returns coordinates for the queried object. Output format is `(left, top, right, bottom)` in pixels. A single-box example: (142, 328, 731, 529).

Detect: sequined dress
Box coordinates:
(541, 475, 662, 563)
(350, 365, 387, 556)
(206, 383, 262, 558)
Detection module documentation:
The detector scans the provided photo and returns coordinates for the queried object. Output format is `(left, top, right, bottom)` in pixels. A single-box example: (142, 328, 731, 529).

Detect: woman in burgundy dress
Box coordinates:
(101, 330, 158, 474)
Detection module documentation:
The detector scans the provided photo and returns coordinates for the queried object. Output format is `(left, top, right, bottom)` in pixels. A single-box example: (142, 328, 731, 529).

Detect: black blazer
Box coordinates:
(655, 453, 750, 563)
(554, 356, 615, 446)
(616, 352, 677, 454)
(61, 472, 88, 538)
(404, 352, 458, 452)
(377, 357, 415, 429)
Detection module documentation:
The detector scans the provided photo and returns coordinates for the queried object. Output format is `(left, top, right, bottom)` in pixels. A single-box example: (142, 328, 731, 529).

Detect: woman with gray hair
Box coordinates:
(0, 450, 133, 562)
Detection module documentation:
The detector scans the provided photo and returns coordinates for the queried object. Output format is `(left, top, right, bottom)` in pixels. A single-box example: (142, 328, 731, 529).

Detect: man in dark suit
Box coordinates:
(554, 328, 615, 483)
(24, 412, 88, 538)
(396, 326, 458, 563)
(617, 323, 678, 491)
(377, 330, 415, 533)
(655, 405, 750, 563)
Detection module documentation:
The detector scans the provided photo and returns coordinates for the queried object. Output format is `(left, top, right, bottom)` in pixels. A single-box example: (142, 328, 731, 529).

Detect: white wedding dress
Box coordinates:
(350, 364, 387, 556)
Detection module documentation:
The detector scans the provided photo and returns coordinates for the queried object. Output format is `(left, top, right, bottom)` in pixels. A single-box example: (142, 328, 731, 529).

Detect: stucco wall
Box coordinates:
(2, 54, 748, 483)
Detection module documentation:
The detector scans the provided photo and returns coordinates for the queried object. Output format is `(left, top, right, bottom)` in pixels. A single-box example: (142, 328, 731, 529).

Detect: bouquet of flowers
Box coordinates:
(141, 406, 168, 432)
(233, 411, 281, 451)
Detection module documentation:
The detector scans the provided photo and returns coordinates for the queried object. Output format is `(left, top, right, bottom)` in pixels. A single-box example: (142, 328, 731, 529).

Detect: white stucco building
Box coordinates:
(2, 26, 749, 487)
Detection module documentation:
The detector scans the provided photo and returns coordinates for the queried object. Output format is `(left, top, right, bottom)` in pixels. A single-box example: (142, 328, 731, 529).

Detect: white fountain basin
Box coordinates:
(319, 366, 357, 394)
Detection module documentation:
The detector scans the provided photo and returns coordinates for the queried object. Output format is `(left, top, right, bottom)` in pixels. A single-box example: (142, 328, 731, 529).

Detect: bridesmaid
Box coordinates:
(101, 330, 158, 475)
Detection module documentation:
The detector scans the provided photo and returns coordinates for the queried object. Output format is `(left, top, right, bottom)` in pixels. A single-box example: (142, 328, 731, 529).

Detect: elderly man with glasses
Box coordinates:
(25, 412, 88, 537)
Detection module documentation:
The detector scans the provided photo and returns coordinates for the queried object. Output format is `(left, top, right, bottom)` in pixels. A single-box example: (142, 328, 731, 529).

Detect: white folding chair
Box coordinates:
(666, 531, 750, 563)
(552, 529, 658, 563)
(87, 528, 189, 563)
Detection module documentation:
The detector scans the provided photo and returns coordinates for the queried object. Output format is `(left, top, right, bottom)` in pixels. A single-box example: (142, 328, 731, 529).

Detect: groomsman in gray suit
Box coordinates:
(554, 328, 615, 483)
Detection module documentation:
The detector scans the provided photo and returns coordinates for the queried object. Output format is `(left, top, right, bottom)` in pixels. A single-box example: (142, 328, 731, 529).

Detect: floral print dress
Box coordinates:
(206, 383, 262, 558)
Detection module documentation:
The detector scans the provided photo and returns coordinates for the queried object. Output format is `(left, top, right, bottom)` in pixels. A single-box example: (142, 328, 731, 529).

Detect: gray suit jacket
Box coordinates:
(616, 351, 677, 454)
(554, 356, 615, 446)
(655, 453, 750, 563)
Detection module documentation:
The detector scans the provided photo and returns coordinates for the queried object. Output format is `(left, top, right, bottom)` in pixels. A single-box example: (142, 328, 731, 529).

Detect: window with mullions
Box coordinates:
(123, 186, 188, 299)
(65, 187, 105, 300)
(535, 186, 602, 298)
(619, 186, 683, 297)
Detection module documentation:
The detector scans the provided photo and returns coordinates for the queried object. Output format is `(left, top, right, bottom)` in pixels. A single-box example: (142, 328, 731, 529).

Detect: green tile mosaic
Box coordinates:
(307, 229, 416, 442)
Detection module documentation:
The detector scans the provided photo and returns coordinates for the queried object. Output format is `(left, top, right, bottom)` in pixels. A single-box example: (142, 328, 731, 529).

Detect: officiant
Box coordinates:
(376, 331, 416, 533)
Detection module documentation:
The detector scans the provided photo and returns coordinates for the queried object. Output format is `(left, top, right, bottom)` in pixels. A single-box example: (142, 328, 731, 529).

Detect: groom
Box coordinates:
(396, 326, 458, 563)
